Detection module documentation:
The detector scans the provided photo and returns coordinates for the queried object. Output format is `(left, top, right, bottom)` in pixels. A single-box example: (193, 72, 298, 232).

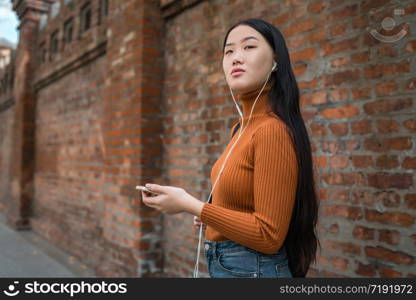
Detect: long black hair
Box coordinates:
(222, 18, 320, 277)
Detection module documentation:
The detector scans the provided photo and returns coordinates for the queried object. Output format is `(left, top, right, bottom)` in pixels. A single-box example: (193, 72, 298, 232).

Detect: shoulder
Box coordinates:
(252, 115, 292, 141)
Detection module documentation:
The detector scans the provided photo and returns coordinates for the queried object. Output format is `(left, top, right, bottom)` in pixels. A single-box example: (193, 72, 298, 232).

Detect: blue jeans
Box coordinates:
(204, 239, 292, 278)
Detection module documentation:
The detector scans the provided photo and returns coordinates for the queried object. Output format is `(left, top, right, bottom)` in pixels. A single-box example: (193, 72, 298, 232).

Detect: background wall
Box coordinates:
(0, 0, 414, 278)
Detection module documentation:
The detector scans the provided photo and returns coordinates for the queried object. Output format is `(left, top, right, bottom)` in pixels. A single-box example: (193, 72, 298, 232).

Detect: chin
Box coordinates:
(228, 80, 250, 93)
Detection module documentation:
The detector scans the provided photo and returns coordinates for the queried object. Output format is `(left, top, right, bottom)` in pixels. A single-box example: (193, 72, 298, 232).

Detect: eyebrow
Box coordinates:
(225, 36, 259, 47)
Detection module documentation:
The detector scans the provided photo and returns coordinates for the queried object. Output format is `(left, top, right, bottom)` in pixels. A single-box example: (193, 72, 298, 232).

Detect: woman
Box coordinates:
(141, 18, 319, 278)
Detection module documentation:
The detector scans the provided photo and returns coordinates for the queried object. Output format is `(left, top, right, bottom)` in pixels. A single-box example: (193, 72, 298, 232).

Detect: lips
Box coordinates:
(231, 68, 245, 75)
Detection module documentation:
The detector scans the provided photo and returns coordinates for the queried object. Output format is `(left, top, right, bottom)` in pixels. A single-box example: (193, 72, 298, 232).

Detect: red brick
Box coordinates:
(332, 256, 349, 271)
(329, 88, 349, 102)
(378, 229, 400, 246)
(330, 56, 349, 67)
(324, 239, 361, 255)
(300, 90, 327, 106)
(351, 86, 371, 99)
(329, 223, 339, 233)
(274, 12, 290, 25)
(322, 172, 366, 186)
(283, 19, 317, 36)
(329, 189, 349, 203)
(323, 38, 358, 56)
(375, 190, 400, 208)
(375, 155, 400, 169)
(310, 122, 327, 136)
(352, 16, 368, 29)
(403, 157, 416, 169)
(376, 120, 399, 134)
(351, 155, 373, 168)
(329, 122, 348, 136)
(328, 22, 348, 38)
(308, 28, 327, 43)
(314, 156, 327, 168)
(307, 1, 326, 13)
(328, 4, 358, 21)
(355, 261, 376, 277)
(406, 40, 416, 53)
(323, 69, 360, 87)
(364, 61, 410, 79)
(352, 190, 374, 207)
(323, 205, 363, 220)
(375, 80, 397, 96)
(365, 209, 415, 227)
(364, 98, 412, 115)
(290, 47, 317, 63)
(404, 194, 416, 210)
(365, 246, 414, 265)
(351, 120, 372, 135)
(379, 268, 403, 278)
(368, 173, 413, 189)
(403, 119, 416, 132)
(293, 62, 308, 76)
(364, 137, 412, 152)
(330, 156, 349, 169)
(353, 226, 375, 240)
(351, 51, 369, 64)
(320, 104, 360, 119)
(406, 78, 416, 90)
(361, 0, 391, 13)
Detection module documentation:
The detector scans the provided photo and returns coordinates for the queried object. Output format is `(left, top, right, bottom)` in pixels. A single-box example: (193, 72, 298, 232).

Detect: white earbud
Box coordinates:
(272, 61, 277, 72)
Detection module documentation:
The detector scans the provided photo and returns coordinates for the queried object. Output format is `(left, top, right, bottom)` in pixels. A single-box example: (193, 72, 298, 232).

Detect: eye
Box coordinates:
(225, 45, 256, 55)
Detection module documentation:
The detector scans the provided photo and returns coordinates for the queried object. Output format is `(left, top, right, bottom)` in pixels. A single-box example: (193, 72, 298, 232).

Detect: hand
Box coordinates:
(193, 215, 206, 233)
(141, 183, 199, 215)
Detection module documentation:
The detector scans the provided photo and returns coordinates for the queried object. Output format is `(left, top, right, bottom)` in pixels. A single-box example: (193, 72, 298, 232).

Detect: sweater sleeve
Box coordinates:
(200, 121, 298, 254)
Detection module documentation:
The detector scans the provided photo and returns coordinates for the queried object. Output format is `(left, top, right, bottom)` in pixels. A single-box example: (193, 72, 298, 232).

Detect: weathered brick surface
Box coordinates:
(0, 0, 414, 278)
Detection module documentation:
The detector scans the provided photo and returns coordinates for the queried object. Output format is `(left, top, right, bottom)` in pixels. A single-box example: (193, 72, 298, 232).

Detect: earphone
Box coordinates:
(193, 61, 277, 278)
(272, 61, 277, 72)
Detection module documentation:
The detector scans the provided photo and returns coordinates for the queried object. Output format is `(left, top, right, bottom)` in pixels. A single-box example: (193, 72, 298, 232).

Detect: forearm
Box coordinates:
(184, 194, 205, 217)
(200, 203, 291, 254)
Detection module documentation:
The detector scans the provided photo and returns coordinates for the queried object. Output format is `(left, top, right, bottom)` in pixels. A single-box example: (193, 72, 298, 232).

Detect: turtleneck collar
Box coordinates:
(236, 80, 273, 120)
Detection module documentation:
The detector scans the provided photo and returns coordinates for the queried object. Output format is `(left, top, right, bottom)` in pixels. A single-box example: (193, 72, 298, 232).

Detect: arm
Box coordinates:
(200, 121, 298, 254)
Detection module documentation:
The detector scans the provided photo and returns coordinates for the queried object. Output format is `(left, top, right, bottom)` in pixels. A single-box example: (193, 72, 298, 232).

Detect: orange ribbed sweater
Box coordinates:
(200, 82, 299, 254)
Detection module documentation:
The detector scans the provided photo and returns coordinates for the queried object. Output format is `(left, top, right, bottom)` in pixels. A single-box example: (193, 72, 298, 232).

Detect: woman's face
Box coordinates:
(222, 25, 275, 94)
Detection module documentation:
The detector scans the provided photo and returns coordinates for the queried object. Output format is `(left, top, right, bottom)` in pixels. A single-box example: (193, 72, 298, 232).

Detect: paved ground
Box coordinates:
(0, 213, 95, 277)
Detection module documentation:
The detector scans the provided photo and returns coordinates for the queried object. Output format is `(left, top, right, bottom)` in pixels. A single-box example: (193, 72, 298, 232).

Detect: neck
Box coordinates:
(236, 81, 273, 120)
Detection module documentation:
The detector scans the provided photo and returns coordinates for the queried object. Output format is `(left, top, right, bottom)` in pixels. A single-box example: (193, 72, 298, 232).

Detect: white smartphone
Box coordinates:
(135, 185, 159, 196)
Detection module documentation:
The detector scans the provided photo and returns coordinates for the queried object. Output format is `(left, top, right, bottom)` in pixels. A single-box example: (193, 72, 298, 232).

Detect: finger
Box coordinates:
(193, 218, 201, 224)
(142, 194, 160, 206)
(145, 183, 164, 194)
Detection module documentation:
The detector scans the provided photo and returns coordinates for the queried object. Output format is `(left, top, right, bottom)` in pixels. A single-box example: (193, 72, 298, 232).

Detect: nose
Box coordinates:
(230, 49, 244, 64)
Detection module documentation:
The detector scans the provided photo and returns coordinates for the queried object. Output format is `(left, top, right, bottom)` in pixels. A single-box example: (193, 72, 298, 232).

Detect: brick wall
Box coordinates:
(159, 0, 416, 278)
(0, 48, 15, 215)
(1, 0, 415, 277)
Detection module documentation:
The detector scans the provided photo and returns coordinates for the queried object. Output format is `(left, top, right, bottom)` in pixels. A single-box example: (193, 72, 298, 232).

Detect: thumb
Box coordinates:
(145, 183, 164, 193)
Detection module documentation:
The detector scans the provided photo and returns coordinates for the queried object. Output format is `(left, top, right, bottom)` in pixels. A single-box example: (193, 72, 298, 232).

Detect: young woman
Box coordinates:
(141, 18, 319, 278)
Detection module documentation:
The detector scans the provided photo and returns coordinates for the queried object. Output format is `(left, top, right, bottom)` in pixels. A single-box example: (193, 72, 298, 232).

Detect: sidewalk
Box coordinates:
(0, 213, 95, 277)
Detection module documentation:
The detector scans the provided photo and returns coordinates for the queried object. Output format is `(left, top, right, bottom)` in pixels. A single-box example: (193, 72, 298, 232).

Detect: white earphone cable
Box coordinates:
(193, 64, 275, 278)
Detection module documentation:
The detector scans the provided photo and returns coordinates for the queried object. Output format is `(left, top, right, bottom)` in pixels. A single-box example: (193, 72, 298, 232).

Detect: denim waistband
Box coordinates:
(203, 239, 287, 256)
